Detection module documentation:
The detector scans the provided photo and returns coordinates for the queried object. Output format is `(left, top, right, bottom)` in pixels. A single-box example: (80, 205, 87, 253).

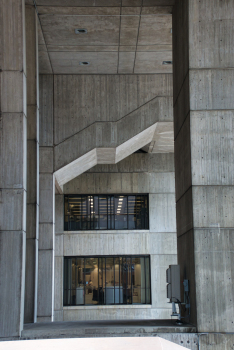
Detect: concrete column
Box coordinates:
(0, 0, 27, 338)
(54, 194, 64, 321)
(38, 75, 54, 322)
(24, 4, 39, 324)
(173, 0, 234, 334)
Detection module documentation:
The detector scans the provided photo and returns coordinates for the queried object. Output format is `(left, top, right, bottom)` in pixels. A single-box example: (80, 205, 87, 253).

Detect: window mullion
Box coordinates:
(105, 257, 106, 305)
(127, 195, 129, 229)
(114, 257, 115, 305)
(145, 256, 147, 305)
(130, 256, 132, 304)
(84, 258, 85, 305)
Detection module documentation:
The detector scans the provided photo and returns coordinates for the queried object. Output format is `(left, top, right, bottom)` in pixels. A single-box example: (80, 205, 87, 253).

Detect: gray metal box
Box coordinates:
(166, 265, 181, 303)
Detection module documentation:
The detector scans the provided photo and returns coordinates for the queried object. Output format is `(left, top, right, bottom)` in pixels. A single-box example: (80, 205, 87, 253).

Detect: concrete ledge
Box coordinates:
(63, 305, 153, 310)
(63, 230, 150, 234)
(20, 320, 196, 340)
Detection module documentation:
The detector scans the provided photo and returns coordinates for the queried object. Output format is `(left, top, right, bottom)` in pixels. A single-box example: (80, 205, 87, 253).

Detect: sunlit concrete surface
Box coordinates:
(0, 337, 187, 350)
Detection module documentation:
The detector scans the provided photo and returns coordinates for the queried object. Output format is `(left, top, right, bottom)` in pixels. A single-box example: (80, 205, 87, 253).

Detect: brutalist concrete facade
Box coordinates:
(0, 1, 234, 349)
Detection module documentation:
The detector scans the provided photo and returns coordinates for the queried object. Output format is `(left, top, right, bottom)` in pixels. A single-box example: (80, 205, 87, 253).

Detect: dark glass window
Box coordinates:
(63, 255, 151, 306)
(64, 195, 149, 230)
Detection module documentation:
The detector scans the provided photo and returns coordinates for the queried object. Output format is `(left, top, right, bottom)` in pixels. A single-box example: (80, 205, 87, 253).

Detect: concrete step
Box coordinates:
(21, 319, 197, 340)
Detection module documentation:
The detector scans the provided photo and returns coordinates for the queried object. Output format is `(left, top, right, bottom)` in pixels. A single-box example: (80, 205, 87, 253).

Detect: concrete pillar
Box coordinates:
(24, 4, 39, 324)
(37, 75, 54, 322)
(0, 0, 27, 338)
(54, 194, 64, 322)
(173, 0, 234, 334)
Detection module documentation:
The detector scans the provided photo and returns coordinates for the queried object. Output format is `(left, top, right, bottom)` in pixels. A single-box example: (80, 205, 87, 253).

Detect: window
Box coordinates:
(64, 195, 149, 230)
(64, 255, 151, 306)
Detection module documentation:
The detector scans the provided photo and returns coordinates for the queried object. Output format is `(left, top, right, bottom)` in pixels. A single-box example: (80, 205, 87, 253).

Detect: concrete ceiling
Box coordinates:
(34, 1, 173, 74)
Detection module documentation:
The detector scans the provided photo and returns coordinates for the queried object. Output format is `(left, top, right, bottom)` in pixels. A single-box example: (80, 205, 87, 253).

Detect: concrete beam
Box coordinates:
(54, 123, 159, 188)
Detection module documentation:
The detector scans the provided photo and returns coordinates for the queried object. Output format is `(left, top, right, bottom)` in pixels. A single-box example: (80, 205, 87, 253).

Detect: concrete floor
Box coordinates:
(20, 319, 196, 340)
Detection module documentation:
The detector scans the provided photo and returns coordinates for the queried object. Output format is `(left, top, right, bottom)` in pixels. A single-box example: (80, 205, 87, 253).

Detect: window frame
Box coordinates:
(64, 194, 149, 231)
(63, 255, 152, 307)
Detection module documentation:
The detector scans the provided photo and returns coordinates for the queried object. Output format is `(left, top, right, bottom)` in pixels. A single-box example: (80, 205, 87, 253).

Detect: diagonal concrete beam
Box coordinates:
(54, 124, 157, 189)
(142, 122, 174, 153)
(54, 96, 172, 171)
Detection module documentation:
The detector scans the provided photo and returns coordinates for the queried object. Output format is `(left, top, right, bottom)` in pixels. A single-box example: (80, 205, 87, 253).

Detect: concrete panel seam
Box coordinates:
(173, 69, 189, 108)
(175, 184, 192, 204)
(174, 109, 190, 141)
(33, 2, 53, 73)
(132, 4, 143, 74)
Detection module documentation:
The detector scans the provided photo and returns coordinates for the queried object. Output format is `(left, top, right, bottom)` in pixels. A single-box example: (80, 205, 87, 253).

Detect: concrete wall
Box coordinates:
(0, 0, 27, 338)
(54, 153, 177, 321)
(173, 0, 234, 334)
(35, 72, 176, 323)
(53, 74, 173, 171)
(24, 4, 39, 324)
(38, 75, 55, 322)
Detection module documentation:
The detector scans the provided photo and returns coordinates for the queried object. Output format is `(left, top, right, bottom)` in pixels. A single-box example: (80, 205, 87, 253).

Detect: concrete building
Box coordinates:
(0, 0, 233, 348)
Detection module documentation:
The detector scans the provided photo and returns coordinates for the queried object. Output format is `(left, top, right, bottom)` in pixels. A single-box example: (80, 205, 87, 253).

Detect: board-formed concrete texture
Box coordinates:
(173, 0, 234, 337)
(1, 1, 234, 349)
(35, 4, 173, 74)
(25, 4, 40, 325)
(54, 153, 176, 322)
(52, 73, 173, 186)
(0, 0, 27, 339)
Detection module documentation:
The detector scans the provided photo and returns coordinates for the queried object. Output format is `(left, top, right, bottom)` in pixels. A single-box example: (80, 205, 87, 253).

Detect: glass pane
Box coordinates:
(68, 197, 80, 230)
(108, 196, 114, 229)
(108, 215, 114, 230)
(135, 196, 142, 229)
(63, 258, 69, 305)
(86, 257, 98, 305)
(114, 257, 122, 303)
(99, 197, 107, 214)
(71, 258, 76, 305)
(64, 197, 68, 230)
(84, 257, 98, 305)
(140, 257, 146, 303)
(115, 196, 128, 229)
(105, 258, 114, 304)
(128, 214, 136, 229)
(145, 257, 151, 304)
(66, 258, 73, 305)
(115, 215, 128, 229)
(115, 196, 127, 214)
(98, 258, 105, 304)
(71, 216, 81, 230)
(132, 257, 142, 304)
(64, 255, 151, 306)
(127, 196, 136, 215)
(93, 196, 99, 229)
(65, 195, 148, 230)
(119, 257, 123, 304)
(122, 257, 131, 304)
(99, 215, 107, 230)
(74, 258, 84, 305)
(145, 196, 149, 229)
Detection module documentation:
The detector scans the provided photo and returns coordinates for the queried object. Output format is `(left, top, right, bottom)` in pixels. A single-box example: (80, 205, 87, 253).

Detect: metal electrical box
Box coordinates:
(166, 265, 181, 303)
